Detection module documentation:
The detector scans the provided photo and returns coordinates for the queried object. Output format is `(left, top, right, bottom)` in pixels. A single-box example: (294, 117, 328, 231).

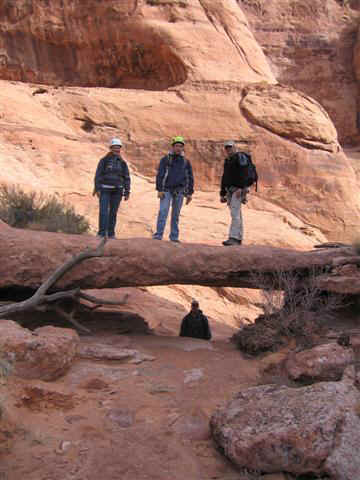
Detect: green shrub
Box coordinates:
(0, 184, 90, 234)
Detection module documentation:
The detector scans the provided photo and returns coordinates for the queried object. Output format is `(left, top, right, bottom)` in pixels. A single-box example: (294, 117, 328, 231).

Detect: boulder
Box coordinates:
(78, 342, 155, 364)
(0, 321, 79, 381)
(241, 84, 338, 152)
(285, 342, 355, 382)
(210, 373, 360, 479)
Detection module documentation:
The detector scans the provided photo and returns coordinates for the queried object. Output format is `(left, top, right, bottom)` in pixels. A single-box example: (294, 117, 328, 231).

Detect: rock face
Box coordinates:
(0, 0, 274, 88)
(210, 371, 360, 478)
(0, 321, 79, 381)
(0, 0, 360, 324)
(285, 343, 355, 382)
(243, 0, 360, 144)
(0, 2, 358, 245)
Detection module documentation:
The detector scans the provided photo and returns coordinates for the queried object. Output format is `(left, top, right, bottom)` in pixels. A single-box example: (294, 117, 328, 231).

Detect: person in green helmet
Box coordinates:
(153, 136, 194, 242)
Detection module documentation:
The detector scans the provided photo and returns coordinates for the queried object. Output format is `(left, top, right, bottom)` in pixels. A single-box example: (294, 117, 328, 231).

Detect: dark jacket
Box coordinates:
(179, 309, 212, 340)
(220, 151, 250, 197)
(156, 153, 194, 196)
(94, 153, 131, 196)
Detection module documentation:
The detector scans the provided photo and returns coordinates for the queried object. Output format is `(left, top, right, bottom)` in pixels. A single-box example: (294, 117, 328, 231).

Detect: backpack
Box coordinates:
(238, 152, 258, 191)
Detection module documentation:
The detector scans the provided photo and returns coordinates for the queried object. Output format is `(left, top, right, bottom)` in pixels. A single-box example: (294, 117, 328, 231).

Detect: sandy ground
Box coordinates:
(1, 331, 266, 480)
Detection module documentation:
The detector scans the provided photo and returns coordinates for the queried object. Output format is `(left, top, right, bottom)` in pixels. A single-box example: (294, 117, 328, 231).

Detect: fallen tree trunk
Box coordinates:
(0, 226, 356, 292)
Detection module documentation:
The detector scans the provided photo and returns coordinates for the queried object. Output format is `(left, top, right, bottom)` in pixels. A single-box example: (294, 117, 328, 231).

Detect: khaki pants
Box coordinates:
(227, 189, 245, 241)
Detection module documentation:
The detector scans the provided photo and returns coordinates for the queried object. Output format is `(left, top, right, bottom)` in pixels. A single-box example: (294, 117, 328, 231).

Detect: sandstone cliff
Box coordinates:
(0, 0, 360, 327)
(243, 0, 360, 145)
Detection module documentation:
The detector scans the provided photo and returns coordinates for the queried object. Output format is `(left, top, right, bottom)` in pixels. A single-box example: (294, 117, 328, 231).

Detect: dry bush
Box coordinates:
(233, 268, 345, 356)
(0, 184, 89, 234)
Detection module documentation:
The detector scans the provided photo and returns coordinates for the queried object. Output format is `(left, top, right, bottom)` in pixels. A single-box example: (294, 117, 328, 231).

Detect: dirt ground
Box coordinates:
(0, 331, 267, 480)
(3, 305, 358, 480)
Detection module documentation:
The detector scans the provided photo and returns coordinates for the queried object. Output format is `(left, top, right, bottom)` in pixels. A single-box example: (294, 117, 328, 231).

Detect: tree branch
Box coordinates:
(78, 292, 129, 306)
(0, 239, 108, 330)
(35, 237, 106, 297)
(53, 305, 91, 334)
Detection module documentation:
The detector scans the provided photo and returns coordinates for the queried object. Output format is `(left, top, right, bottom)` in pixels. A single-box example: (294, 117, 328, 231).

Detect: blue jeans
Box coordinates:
(153, 191, 184, 241)
(98, 188, 122, 237)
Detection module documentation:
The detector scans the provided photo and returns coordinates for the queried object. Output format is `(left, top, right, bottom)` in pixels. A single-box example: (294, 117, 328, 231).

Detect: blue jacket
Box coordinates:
(156, 153, 194, 195)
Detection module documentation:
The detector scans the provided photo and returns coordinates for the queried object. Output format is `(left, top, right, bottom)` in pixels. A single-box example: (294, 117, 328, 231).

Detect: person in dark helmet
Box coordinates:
(220, 140, 251, 246)
(93, 138, 130, 239)
(153, 136, 194, 243)
(179, 300, 212, 340)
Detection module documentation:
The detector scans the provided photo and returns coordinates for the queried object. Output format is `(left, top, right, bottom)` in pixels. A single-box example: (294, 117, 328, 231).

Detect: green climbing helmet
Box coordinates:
(171, 135, 185, 146)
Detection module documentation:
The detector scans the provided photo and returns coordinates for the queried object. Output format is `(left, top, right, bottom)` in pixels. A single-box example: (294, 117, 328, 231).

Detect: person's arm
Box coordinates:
(156, 156, 167, 192)
(93, 157, 105, 195)
(179, 314, 189, 337)
(122, 161, 131, 200)
(186, 161, 194, 196)
(202, 314, 212, 340)
(220, 159, 227, 199)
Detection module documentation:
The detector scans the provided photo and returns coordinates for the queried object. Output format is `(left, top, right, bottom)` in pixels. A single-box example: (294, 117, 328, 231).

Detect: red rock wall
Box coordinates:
(241, 0, 360, 144)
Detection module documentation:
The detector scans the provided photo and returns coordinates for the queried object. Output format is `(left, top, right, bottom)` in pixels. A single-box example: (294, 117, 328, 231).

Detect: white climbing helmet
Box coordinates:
(110, 138, 123, 147)
(224, 140, 235, 148)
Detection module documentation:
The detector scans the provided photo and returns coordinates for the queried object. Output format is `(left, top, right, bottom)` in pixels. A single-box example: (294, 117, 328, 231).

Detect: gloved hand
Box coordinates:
(185, 195, 192, 205)
(158, 192, 165, 199)
(124, 194, 130, 201)
(92, 188, 99, 198)
(220, 196, 227, 203)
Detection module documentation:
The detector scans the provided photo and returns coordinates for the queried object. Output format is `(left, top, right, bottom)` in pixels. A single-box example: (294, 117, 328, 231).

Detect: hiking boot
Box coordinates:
(170, 239, 181, 243)
(108, 235, 117, 240)
(222, 238, 242, 246)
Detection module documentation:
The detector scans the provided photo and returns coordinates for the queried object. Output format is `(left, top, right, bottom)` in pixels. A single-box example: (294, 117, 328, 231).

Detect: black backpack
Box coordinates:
(238, 152, 258, 191)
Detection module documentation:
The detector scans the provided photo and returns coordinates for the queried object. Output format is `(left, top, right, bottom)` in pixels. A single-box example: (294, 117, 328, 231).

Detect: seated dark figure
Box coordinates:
(179, 300, 212, 340)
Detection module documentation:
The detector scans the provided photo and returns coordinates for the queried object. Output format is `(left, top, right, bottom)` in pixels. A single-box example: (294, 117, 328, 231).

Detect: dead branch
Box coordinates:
(314, 242, 350, 249)
(35, 237, 106, 298)
(0, 238, 129, 332)
(332, 256, 360, 267)
(53, 305, 91, 334)
(250, 267, 345, 322)
(78, 292, 130, 306)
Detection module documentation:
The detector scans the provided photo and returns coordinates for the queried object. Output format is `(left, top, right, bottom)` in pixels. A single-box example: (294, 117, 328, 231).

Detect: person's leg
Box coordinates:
(108, 189, 122, 238)
(169, 192, 184, 241)
(153, 191, 171, 240)
(98, 190, 111, 237)
(228, 191, 243, 242)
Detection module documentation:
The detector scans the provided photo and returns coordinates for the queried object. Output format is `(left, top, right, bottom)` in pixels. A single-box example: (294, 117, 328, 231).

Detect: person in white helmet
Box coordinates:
(93, 138, 130, 238)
